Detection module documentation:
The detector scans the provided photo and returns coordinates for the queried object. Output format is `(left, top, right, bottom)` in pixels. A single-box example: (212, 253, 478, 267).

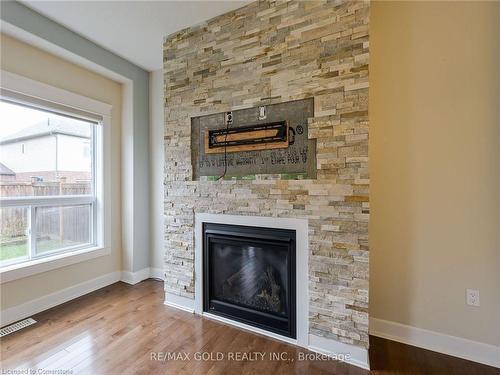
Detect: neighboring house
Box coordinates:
(0, 117, 92, 183)
(0, 162, 16, 181)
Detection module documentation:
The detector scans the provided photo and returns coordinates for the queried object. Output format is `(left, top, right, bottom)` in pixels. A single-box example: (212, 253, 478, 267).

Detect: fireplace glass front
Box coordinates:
(203, 223, 296, 338)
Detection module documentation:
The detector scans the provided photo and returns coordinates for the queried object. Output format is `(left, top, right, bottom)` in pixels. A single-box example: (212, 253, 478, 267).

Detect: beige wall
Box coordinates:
(0, 34, 122, 309)
(370, 1, 500, 346)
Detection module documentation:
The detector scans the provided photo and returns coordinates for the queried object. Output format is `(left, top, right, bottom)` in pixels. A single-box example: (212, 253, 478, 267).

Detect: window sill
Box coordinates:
(0, 246, 111, 284)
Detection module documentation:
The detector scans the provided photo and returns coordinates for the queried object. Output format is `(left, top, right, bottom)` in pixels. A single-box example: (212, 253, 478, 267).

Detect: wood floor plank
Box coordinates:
(1, 280, 497, 375)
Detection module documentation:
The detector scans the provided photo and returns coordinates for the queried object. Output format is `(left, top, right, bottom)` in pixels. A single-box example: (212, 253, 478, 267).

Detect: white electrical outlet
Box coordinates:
(466, 289, 480, 307)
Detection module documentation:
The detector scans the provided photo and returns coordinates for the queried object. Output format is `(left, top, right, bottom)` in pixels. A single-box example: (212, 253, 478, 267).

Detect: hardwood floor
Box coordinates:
(0, 280, 497, 374)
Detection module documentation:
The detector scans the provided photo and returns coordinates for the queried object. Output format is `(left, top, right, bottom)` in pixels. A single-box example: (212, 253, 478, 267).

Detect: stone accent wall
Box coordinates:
(163, 0, 369, 348)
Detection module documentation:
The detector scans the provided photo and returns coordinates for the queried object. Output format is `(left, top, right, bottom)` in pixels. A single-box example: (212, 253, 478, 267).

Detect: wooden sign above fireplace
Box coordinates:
(191, 98, 316, 180)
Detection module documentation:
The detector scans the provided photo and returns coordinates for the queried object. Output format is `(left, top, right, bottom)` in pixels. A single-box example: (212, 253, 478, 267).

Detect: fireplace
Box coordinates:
(203, 223, 296, 338)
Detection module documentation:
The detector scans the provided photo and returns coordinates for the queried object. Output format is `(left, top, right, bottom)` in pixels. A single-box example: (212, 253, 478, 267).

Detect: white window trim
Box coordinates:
(0, 70, 112, 284)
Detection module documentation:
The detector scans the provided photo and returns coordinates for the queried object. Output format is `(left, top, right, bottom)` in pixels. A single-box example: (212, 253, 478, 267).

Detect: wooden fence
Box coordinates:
(1, 181, 90, 197)
(1, 182, 91, 244)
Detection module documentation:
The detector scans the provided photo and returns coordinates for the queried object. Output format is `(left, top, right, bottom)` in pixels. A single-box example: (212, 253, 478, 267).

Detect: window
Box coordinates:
(0, 96, 103, 268)
(82, 142, 91, 158)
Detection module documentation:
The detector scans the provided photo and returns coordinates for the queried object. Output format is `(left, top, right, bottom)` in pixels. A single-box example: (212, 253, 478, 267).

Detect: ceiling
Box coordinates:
(22, 1, 250, 71)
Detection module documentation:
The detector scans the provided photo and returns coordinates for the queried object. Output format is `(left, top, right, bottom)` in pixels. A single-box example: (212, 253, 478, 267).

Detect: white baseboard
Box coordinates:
(120, 267, 152, 285)
(0, 271, 121, 327)
(370, 317, 500, 368)
(149, 267, 164, 280)
(164, 292, 195, 313)
(308, 334, 370, 370)
(1, 267, 164, 327)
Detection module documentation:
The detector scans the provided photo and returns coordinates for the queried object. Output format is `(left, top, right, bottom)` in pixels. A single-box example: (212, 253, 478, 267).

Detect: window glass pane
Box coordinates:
(35, 205, 91, 255)
(0, 206, 29, 264)
(0, 101, 94, 197)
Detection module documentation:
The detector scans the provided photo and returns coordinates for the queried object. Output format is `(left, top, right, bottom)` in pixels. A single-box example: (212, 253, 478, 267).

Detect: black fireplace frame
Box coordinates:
(203, 222, 296, 339)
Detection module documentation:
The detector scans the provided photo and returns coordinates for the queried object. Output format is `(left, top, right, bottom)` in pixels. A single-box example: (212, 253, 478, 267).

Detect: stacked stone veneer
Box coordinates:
(164, 0, 369, 348)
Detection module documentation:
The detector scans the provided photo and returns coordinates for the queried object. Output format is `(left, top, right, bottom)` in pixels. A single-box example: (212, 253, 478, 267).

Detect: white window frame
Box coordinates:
(0, 70, 112, 284)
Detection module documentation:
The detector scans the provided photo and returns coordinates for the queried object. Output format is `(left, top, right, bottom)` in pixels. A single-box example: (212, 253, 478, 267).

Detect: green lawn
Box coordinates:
(0, 238, 80, 261)
(0, 240, 27, 261)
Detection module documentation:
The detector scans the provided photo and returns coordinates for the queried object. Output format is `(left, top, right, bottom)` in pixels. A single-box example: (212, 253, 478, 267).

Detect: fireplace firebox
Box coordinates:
(203, 223, 296, 338)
